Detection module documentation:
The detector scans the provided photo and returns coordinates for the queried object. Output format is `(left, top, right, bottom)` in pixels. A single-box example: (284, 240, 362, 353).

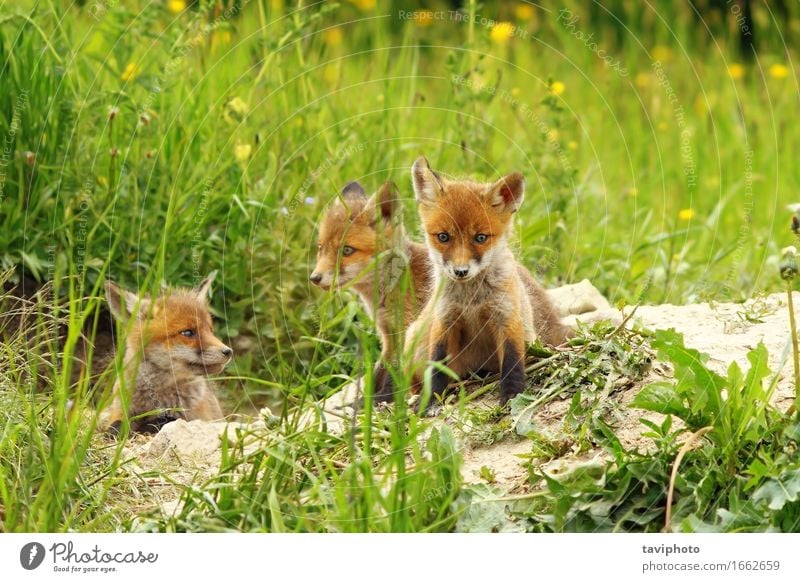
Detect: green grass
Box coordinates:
(2, 0, 800, 532)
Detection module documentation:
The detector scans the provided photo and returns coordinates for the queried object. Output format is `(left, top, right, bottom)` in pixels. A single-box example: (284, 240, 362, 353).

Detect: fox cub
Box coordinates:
(406, 157, 569, 411)
(310, 180, 432, 402)
(102, 274, 233, 434)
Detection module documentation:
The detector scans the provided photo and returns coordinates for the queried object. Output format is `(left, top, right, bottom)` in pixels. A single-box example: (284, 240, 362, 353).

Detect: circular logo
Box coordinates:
(20, 542, 46, 570)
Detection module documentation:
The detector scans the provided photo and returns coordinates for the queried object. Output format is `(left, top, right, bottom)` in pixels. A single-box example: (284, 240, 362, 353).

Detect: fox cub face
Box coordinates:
(105, 275, 233, 375)
(412, 156, 524, 282)
(310, 181, 399, 290)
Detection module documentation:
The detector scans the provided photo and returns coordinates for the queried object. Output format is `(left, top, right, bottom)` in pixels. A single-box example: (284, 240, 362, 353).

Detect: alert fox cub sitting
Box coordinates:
(310, 181, 432, 402)
(102, 274, 233, 434)
(406, 157, 570, 412)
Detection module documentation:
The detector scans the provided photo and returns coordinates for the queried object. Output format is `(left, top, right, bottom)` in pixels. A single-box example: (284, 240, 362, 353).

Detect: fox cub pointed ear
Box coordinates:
(372, 180, 400, 223)
(193, 271, 217, 302)
(106, 281, 149, 320)
(411, 156, 444, 204)
(340, 181, 367, 203)
(488, 172, 525, 213)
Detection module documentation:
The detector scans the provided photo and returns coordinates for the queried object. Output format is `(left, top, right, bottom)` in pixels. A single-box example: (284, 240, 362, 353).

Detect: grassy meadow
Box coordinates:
(2, 0, 800, 532)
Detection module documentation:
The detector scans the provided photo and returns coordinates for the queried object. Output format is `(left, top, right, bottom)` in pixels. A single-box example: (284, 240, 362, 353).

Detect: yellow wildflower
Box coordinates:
(678, 208, 694, 221)
(469, 72, 487, 92)
(490, 22, 515, 44)
(651, 45, 672, 62)
(211, 29, 232, 49)
(234, 143, 252, 165)
(223, 97, 249, 124)
(514, 3, 535, 21)
(546, 129, 559, 142)
(728, 63, 744, 80)
(349, 0, 376, 9)
(657, 121, 669, 132)
(323, 63, 339, 84)
(568, 141, 578, 151)
(694, 93, 716, 117)
(323, 27, 343, 46)
(510, 87, 521, 98)
(634, 72, 650, 88)
(167, 0, 186, 14)
(121, 63, 139, 82)
(550, 81, 565, 96)
(627, 187, 638, 198)
(769, 63, 790, 79)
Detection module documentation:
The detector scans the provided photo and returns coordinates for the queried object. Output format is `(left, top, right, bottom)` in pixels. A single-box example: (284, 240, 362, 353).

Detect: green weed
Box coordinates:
(2, 1, 800, 533)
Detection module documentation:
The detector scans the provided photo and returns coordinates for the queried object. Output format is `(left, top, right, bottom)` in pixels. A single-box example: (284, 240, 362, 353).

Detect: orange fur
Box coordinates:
(406, 157, 569, 411)
(311, 181, 432, 401)
(102, 275, 232, 435)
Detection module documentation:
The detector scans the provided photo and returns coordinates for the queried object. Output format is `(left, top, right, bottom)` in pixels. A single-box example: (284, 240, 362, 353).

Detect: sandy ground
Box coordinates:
(122, 285, 800, 513)
(457, 291, 797, 492)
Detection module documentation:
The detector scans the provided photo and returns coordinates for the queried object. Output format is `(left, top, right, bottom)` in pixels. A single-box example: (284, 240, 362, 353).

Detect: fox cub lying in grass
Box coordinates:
(102, 274, 232, 434)
(406, 157, 570, 412)
(311, 162, 570, 409)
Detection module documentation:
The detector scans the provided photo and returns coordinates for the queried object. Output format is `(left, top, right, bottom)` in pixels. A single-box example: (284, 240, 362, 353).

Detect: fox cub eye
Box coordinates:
(316, 243, 322, 252)
(342, 246, 355, 256)
(474, 234, 488, 244)
(180, 329, 196, 338)
(437, 233, 450, 243)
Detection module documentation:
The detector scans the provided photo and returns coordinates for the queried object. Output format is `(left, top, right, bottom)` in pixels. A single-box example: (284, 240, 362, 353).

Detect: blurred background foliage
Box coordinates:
(1, 0, 799, 408)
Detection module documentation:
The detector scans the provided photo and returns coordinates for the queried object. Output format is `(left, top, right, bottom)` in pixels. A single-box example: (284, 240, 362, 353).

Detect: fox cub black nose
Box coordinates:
(221, 347, 233, 357)
(454, 268, 469, 278)
(310, 273, 322, 284)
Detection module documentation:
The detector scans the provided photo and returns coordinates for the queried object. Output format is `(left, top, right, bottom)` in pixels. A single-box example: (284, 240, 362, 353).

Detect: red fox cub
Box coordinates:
(406, 157, 570, 411)
(102, 274, 233, 434)
(310, 180, 432, 402)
